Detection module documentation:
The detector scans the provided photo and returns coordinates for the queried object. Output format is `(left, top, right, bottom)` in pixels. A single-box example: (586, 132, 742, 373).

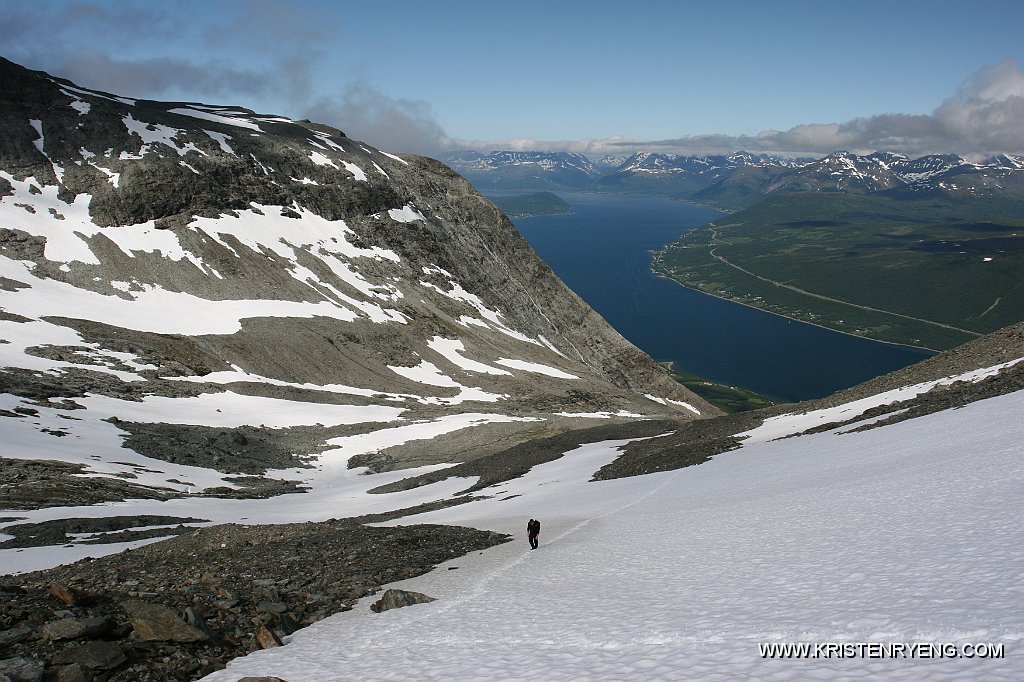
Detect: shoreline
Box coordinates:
(649, 267, 941, 355)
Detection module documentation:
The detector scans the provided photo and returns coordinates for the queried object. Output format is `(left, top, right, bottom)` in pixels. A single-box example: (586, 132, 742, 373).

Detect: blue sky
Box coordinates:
(3, 0, 1023, 157)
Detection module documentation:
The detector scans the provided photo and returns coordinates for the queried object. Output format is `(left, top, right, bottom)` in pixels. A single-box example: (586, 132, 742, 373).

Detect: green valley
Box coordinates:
(653, 193, 1024, 350)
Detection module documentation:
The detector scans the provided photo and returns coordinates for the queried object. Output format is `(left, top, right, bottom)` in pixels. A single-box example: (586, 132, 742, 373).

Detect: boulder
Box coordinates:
(0, 656, 45, 682)
(48, 583, 78, 606)
(369, 589, 437, 613)
(121, 600, 208, 642)
(256, 601, 288, 615)
(52, 641, 126, 671)
(0, 628, 32, 647)
(53, 663, 93, 682)
(40, 618, 87, 641)
(253, 622, 282, 650)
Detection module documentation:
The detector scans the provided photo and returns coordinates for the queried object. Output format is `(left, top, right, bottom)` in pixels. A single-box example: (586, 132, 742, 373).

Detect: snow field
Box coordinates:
(0, 406, 540, 574)
(205, 390, 1024, 681)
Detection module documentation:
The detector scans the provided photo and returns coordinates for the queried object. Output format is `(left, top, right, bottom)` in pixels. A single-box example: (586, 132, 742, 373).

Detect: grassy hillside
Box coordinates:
(662, 364, 776, 413)
(489, 191, 572, 217)
(653, 192, 1024, 350)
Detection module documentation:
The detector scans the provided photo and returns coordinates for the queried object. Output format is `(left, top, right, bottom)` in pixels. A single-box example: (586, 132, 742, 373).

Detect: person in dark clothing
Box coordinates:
(527, 518, 540, 549)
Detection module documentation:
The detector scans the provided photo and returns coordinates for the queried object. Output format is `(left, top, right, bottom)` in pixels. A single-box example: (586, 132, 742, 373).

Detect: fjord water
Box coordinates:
(501, 192, 932, 403)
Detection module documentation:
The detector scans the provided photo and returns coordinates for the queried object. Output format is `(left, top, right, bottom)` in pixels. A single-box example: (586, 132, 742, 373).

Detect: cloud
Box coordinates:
(934, 59, 1024, 153)
(453, 61, 1024, 158)
(305, 85, 452, 157)
(4, 6, 1019, 159)
(2, 1, 451, 155)
(1, 0, 327, 113)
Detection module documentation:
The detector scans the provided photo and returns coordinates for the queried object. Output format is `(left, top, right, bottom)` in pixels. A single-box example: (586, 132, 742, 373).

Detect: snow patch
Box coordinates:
(379, 151, 408, 165)
(168, 107, 262, 131)
(388, 205, 426, 223)
(341, 161, 368, 182)
(495, 358, 578, 379)
(308, 150, 336, 168)
(122, 114, 206, 157)
(426, 337, 512, 375)
(740, 356, 1024, 444)
(644, 393, 701, 414)
(204, 130, 235, 154)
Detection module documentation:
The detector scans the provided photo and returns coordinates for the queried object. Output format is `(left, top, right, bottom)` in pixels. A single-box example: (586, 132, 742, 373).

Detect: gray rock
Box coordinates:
(51, 641, 126, 671)
(369, 588, 437, 613)
(53, 663, 93, 682)
(0, 628, 32, 646)
(256, 601, 288, 615)
(40, 618, 87, 641)
(0, 520, 508, 682)
(0, 657, 44, 682)
(79, 617, 114, 639)
(182, 606, 215, 640)
(121, 600, 208, 642)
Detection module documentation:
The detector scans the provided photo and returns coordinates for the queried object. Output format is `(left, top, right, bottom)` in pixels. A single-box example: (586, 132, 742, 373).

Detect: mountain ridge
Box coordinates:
(0, 56, 715, 514)
(445, 148, 1024, 208)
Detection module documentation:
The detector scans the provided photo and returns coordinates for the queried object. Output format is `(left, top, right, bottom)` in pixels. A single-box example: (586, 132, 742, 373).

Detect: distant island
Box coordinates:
(489, 191, 572, 218)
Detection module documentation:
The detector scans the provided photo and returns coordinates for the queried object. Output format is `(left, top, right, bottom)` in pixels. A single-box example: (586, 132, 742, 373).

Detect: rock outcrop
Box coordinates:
(369, 589, 437, 613)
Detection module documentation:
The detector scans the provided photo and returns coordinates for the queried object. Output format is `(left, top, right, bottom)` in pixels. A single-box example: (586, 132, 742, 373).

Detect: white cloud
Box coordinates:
(452, 61, 1024, 158)
(304, 84, 452, 157)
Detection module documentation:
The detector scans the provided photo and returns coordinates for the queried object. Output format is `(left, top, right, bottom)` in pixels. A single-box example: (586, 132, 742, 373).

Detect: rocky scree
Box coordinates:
(0, 520, 508, 681)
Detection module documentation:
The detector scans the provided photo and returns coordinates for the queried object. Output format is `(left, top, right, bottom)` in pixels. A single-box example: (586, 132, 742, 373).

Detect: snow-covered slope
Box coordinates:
(200, 352, 1024, 681)
(5, 323, 1019, 679)
(0, 57, 714, 516)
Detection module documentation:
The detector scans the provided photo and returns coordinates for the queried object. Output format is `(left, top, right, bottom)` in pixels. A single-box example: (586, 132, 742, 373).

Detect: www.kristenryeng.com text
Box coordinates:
(758, 642, 1005, 660)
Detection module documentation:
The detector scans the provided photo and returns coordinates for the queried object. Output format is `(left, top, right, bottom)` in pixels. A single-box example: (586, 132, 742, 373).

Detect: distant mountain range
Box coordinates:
(442, 151, 602, 190)
(444, 150, 1024, 209)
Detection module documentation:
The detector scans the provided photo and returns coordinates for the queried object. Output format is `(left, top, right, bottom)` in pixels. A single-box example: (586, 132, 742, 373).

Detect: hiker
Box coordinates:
(527, 518, 540, 549)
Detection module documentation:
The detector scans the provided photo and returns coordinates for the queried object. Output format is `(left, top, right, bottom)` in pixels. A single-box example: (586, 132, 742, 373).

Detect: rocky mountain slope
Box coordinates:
(0, 56, 715, 513)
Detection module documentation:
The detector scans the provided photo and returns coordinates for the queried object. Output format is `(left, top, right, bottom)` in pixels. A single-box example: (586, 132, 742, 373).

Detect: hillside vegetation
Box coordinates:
(654, 193, 1024, 350)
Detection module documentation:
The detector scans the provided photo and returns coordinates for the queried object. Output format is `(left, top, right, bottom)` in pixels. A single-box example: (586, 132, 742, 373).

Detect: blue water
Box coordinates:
(498, 192, 933, 403)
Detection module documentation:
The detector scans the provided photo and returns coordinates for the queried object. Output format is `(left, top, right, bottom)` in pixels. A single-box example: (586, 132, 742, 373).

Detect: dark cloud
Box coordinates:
(37, 51, 271, 104)
(0, 0, 325, 112)
(0, 1, 452, 155)
(306, 85, 452, 157)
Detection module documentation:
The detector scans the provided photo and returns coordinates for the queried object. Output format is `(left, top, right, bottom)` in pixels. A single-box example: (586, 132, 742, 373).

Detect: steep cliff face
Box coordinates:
(0, 57, 716, 504)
